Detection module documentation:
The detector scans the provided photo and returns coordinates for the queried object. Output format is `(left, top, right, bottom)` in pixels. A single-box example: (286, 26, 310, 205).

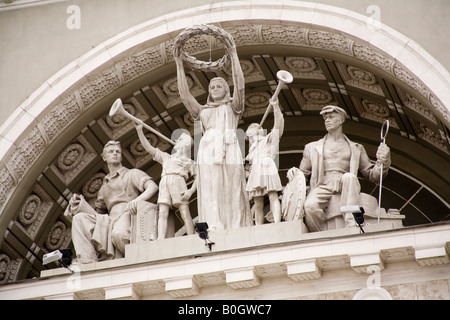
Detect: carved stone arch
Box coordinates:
(0, 1, 449, 283)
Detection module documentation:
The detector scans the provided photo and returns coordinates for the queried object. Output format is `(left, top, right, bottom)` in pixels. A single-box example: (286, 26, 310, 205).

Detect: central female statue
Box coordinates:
(174, 43, 252, 231)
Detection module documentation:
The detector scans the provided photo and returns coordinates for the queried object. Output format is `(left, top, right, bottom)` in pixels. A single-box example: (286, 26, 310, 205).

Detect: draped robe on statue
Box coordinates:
(195, 102, 252, 231)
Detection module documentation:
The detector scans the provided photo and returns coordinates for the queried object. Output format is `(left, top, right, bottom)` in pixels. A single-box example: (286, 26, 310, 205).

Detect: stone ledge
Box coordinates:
(1, 222, 447, 300)
(40, 220, 402, 277)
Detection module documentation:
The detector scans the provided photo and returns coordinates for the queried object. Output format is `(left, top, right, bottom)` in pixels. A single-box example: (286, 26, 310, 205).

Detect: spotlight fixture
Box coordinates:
(195, 222, 215, 251)
(340, 206, 365, 233)
(43, 249, 74, 271)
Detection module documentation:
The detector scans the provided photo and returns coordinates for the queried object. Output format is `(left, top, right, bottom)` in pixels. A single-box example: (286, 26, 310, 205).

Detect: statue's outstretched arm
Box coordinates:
(271, 98, 284, 139)
(228, 46, 245, 114)
(175, 56, 203, 119)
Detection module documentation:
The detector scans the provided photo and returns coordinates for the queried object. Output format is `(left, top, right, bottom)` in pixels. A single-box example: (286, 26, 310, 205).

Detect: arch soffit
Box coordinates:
(0, 1, 450, 227)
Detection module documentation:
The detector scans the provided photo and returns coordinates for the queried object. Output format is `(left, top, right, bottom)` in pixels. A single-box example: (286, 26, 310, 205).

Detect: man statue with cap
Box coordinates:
(299, 105, 391, 231)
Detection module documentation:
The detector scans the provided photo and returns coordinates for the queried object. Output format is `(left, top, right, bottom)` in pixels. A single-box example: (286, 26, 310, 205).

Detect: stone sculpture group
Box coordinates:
(64, 25, 391, 264)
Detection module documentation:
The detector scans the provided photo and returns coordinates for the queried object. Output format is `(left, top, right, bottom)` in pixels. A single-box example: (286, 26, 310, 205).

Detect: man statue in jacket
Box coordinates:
(299, 105, 391, 231)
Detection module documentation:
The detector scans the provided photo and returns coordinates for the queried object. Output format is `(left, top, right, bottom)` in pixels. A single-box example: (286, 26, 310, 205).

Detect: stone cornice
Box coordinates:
(1, 222, 448, 300)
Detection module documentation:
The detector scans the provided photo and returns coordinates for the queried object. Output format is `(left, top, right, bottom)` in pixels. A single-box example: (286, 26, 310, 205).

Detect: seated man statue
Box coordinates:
(299, 105, 391, 231)
(65, 140, 158, 263)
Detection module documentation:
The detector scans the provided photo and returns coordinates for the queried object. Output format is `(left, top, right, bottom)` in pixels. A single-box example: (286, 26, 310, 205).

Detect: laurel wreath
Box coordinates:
(173, 24, 235, 72)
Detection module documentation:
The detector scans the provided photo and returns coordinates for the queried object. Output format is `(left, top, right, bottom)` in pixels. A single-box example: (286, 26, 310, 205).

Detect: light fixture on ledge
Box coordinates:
(341, 206, 365, 233)
(43, 249, 74, 272)
(195, 222, 215, 251)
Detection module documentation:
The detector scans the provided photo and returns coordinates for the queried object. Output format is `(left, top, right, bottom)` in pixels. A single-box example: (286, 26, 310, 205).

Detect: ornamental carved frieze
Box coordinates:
(308, 29, 353, 56)
(260, 25, 308, 46)
(228, 25, 262, 46)
(134, 280, 166, 297)
(7, 126, 47, 183)
(78, 66, 123, 110)
(317, 255, 350, 271)
(255, 263, 287, 277)
(0, 167, 15, 212)
(380, 247, 415, 262)
(40, 94, 83, 142)
(75, 288, 106, 300)
(121, 46, 167, 84)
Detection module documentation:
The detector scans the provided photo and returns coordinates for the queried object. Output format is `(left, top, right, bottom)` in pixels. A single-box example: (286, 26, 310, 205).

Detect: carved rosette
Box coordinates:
(152, 74, 205, 110)
(273, 56, 325, 80)
(44, 221, 71, 253)
(18, 194, 41, 227)
(174, 112, 196, 136)
(0, 254, 11, 285)
(0, 242, 22, 284)
(244, 92, 272, 117)
(336, 62, 383, 96)
(50, 135, 97, 186)
(292, 88, 335, 111)
(81, 172, 106, 207)
(217, 59, 265, 85)
(410, 119, 449, 153)
(351, 96, 398, 127)
(122, 133, 165, 169)
(396, 86, 437, 124)
(17, 185, 54, 240)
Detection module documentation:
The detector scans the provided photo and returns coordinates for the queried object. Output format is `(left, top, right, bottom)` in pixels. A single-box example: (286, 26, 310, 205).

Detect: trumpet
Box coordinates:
(109, 98, 176, 146)
(259, 70, 293, 127)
